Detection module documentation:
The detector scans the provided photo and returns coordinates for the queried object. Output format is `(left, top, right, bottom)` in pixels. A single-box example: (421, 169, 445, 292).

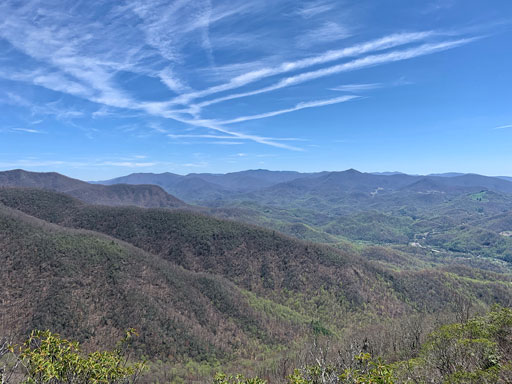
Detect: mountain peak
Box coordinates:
(344, 168, 362, 174)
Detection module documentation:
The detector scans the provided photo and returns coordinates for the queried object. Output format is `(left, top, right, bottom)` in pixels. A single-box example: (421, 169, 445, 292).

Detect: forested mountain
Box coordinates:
(97, 169, 509, 264)
(96, 169, 512, 201)
(2, 0, 510, 380)
(498, 176, 512, 183)
(0, 202, 276, 361)
(0, 169, 186, 208)
(2, 186, 512, 381)
(4, 169, 512, 263)
(2, 169, 512, 381)
(5, 168, 512, 263)
(94, 170, 512, 259)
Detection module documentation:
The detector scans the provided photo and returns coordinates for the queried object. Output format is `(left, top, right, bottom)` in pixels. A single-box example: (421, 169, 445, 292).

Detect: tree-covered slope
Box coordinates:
(0, 188, 392, 309)
(2, 188, 511, 319)
(0, 203, 304, 361)
(2, 186, 512, 381)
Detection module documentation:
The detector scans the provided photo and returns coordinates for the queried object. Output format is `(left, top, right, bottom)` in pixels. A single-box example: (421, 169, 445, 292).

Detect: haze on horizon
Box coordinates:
(0, 0, 511, 180)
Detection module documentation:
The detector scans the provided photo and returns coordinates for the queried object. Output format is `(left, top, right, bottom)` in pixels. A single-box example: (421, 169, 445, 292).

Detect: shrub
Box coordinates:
(6, 329, 145, 384)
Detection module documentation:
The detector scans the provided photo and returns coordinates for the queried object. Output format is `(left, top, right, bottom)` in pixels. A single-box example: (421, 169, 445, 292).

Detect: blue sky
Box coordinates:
(0, 0, 511, 180)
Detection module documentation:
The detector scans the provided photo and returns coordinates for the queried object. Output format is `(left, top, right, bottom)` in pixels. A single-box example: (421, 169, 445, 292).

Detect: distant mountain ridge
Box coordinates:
(93, 169, 512, 202)
(88, 169, 512, 252)
(0, 169, 186, 209)
(3, 168, 511, 216)
(94, 169, 326, 201)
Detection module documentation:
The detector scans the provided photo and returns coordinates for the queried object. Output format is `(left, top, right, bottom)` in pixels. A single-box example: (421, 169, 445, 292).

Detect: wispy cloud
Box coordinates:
(0, 159, 67, 168)
(0, 157, 161, 169)
(0, 1, 297, 149)
(297, 1, 336, 18)
(329, 78, 413, 92)
(209, 141, 244, 145)
(1, 91, 84, 120)
(168, 133, 243, 139)
(1, 33, 476, 149)
(92, 106, 113, 119)
(176, 31, 436, 105)
(218, 95, 359, 125)
(12, 128, 43, 134)
(168, 133, 306, 142)
(494, 124, 512, 130)
(190, 38, 476, 110)
(329, 83, 383, 92)
(158, 67, 191, 93)
(182, 161, 209, 167)
(173, 118, 305, 150)
(147, 121, 169, 134)
(125, 0, 258, 65)
(100, 161, 157, 167)
(0, 0, 481, 153)
(165, 118, 308, 150)
(422, 0, 456, 14)
(296, 21, 351, 48)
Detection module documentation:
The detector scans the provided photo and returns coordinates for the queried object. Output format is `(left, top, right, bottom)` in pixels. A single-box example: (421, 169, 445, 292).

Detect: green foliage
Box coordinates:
(470, 191, 489, 202)
(339, 354, 395, 384)
(221, 307, 512, 384)
(242, 290, 312, 326)
(394, 306, 512, 383)
(287, 353, 395, 384)
(213, 372, 267, 384)
(12, 329, 145, 384)
(426, 225, 512, 260)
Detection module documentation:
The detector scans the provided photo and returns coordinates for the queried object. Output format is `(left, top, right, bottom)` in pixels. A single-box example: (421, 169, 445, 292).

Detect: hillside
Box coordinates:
(5, 169, 512, 263)
(2, 188, 512, 318)
(0, 169, 186, 209)
(143, 170, 512, 263)
(0, 188, 392, 303)
(94, 170, 512, 259)
(0, 203, 294, 361)
(2, 187, 512, 381)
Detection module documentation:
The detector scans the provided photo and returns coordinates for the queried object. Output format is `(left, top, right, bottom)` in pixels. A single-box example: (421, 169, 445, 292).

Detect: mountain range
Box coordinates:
(94, 169, 512, 202)
(2, 186, 511, 360)
(1, 168, 512, 381)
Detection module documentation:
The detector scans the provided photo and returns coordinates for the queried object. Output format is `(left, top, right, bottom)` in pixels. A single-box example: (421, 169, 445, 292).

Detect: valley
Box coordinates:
(97, 169, 512, 267)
